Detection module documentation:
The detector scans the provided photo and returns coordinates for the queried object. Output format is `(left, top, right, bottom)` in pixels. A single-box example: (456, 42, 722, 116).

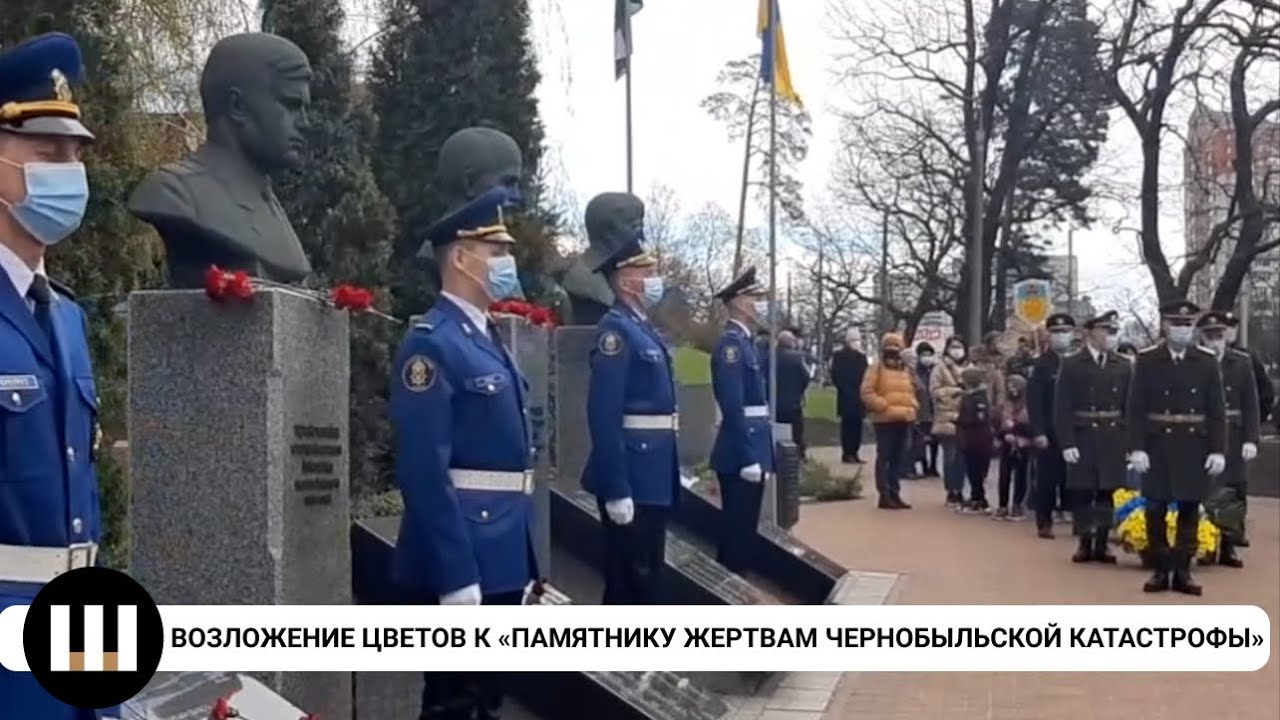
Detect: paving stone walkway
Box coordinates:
(791, 445, 1280, 720)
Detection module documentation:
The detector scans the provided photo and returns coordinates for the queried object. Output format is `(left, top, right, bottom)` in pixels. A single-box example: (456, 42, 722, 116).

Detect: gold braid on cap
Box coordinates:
(0, 99, 81, 123)
(615, 252, 656, 269)
(455, 224, 514, 243)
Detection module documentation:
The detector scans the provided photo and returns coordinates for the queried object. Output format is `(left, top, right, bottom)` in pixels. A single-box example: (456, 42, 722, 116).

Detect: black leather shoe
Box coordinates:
(1071, 535, 1093, 563)
(892, 496, 912, 509)
(1219, 541, 1244, 569)
(1093, 533, 1117, 564)
(1143, 569, 1170, 593)
(1172, 569, 1202, 596)
(877, 496, 899, 509)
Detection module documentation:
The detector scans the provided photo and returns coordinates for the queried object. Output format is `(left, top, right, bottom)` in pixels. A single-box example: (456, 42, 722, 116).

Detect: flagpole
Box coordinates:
(625, 68, 634, 193)
(767, 35, 779, 442)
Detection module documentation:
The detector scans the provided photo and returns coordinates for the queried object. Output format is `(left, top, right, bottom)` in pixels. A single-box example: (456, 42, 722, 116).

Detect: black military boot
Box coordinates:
(1092, 530, 1116, 564)
(1036, 521, 1054, 539)
(1171, 551, 1203, 596)
(1143, 553, 1170, 593)
(1071, 533, 1093, 563)
(1219, 538, 1244, 569)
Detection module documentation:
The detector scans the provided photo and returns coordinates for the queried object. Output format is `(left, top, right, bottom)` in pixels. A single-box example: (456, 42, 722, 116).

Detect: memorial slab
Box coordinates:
(127, 288, 352, 718)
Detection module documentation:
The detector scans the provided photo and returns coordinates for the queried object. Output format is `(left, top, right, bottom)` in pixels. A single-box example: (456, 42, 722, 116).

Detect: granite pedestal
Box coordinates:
(127, 289, 352, 718)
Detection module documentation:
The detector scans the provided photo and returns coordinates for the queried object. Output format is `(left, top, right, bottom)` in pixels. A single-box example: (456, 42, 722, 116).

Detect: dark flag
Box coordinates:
(614, 0, 643, 79)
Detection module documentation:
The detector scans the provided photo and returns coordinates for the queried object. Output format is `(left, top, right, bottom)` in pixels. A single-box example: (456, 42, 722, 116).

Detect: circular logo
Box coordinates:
(23, 567, 164, 709)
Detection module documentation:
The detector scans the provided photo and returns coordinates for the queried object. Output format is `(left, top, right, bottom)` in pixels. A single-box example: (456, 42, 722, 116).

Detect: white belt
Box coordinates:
(623, 414, 679, 430)
(449, 469, 534, 494)
(744, 405, 770, 418)
(0, 542, 97, 584)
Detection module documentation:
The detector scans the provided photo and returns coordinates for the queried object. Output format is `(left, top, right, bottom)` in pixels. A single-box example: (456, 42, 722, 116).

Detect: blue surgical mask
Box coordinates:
(0, 159, 89, 245)
(641, 276, 665, 308)
(1167, 326, 1194, 348)
(1103, 335, 1119, 352)
(753, 300, 770, 320)
(484, 255, 522, 300)
(1049, 331, 1072, 352)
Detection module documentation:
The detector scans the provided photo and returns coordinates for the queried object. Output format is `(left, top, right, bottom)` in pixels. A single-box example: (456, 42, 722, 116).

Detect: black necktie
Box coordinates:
(28, 275, 56, 349)
(1097, 354, 1105, 369)
(487, 321, 505, 350)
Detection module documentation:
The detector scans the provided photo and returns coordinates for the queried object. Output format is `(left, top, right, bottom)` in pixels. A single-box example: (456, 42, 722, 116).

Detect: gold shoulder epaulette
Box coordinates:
(1137, 345, 1160, 354)
(1195, 344, 1216, 354)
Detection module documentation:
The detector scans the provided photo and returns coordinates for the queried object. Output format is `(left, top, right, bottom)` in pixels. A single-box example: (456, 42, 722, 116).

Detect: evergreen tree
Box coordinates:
(264, 0, 400, 498)
(369, 0, 560, 318)
(2, 2, 165, 567)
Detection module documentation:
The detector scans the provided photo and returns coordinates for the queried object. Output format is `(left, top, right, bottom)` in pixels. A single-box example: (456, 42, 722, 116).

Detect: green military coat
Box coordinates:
(1127, 343, 1227, 501)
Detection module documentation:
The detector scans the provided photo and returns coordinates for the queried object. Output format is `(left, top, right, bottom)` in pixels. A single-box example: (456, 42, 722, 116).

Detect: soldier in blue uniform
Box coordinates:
(0, 33, 118, 720)
(709, 266, 775, 574)
(579, 192, 680, 604)
(390, 127, 535, 720)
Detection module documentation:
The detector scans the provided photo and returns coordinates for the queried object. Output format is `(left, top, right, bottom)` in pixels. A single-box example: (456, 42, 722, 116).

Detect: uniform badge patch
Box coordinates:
(599, 331, 623, 356)
(0, 374, 38, 390)
(724, 346, 740, 363)
(402, 354, 436, 392)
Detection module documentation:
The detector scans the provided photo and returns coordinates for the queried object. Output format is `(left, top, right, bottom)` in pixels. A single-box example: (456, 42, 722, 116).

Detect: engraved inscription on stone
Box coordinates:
(290, 425, 342, 506)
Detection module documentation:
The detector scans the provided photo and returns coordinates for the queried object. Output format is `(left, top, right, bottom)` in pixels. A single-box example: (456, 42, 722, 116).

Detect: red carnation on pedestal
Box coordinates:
(331, 284, 375, 312)
(204, 265, 256, 303)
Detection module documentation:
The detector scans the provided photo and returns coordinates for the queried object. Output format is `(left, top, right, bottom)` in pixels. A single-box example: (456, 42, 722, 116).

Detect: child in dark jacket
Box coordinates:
(993, 374, 1034, 519)
(955, 367, 994, 513)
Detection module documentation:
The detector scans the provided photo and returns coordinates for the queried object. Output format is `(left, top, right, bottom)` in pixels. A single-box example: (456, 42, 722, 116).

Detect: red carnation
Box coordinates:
(527, 307, 549, 326)
(204, 265, 229, 301)
(210, 697, 235, 719)
(227, 270, 254, 300)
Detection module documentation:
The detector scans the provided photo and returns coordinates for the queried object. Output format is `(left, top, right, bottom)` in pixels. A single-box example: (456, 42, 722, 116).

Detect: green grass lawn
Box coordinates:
(673, 345, 837, 422)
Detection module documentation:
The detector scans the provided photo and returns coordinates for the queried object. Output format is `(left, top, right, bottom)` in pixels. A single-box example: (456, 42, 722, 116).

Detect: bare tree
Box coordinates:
(1098, 0, 1279, 305)
(701, 54, 812, 272)
(643, 182, 681, 263)
(826, 0, 1112, 335)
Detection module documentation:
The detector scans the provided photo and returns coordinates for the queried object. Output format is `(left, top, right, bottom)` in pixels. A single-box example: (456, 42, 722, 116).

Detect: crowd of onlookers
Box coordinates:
(829, 327, 1278, 514)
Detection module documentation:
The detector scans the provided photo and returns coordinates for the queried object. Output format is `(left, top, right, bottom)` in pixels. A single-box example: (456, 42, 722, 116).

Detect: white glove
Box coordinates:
(439, 583, 482, 605)
(1062, 447, 1080, 464)
(605, 497, 635, 525)
(1242, 442, 1258, 461)
(1128, 450, 1150, 473)
(1205, 453, 1226, 476)
(740, 463, 763, 482)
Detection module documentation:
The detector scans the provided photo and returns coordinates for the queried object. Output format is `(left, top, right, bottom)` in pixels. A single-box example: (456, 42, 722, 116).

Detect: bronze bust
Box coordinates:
(129, 32, 313, 288)
(418, 126, 524, 257)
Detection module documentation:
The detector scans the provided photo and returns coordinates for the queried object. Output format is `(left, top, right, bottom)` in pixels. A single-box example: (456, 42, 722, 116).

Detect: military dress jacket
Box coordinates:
(1027, 350, 1062, 445)
(581, 304, 681, 507)
(389, 296, 537, 597)
(0, 273, 102, 598)
(1219, 348, 1260, 489)
(1, 273, 108, 720)
(1126, 343, 1226, 501)
(1052, 348, 1131, 492)
(710, 322, 775, 475)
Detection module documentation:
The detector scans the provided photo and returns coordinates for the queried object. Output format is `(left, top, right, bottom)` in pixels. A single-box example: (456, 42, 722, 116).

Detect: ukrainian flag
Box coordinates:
(758, 0, 801, 106)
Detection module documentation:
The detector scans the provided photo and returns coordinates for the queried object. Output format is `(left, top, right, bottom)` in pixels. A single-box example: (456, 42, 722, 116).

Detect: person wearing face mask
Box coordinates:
(929, 336, 973, 507)
(1194, 311, 1259, 570)
(1028, 314, 1076, 538)
(709, 266, 775, 573)
(390, 127, 535, 720)
(859, 333, 919, 508)
(0, 34, 121, 720)
(578, 192, 679, 605)
(1223, 312, 1274, 428)
(911, 343, 940, 477)
(830, 329, 869, 463)
(1127, 300, 1227, 596)
(1053, 311, 1131, 564)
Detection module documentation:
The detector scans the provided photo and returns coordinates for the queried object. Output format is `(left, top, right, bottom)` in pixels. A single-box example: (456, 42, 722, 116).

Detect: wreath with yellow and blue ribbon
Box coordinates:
(1112, 489, 1219, 559)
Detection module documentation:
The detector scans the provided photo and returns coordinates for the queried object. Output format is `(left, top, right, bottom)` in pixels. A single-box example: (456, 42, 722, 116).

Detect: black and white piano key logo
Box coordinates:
(49, 603, 138, 672)
(24, 567, 164, 708)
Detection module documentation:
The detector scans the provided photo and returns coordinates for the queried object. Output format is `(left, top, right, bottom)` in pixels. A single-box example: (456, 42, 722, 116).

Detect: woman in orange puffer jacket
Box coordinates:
(861, 333, 920, 509)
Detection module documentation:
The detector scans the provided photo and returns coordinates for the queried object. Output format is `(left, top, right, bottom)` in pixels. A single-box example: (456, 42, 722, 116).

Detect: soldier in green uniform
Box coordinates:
(1127, 300, 1227, 595)
(1196, 310, 1259, 569)
(1053, 311, 1129, 564)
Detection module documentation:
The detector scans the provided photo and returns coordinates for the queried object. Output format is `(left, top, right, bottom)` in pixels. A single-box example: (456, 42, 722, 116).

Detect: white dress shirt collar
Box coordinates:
(0, 241, 44, 301)
(441, 291, 491, 334)
(1168, 345, 1184, 361)
(729, 318, 751, 336)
